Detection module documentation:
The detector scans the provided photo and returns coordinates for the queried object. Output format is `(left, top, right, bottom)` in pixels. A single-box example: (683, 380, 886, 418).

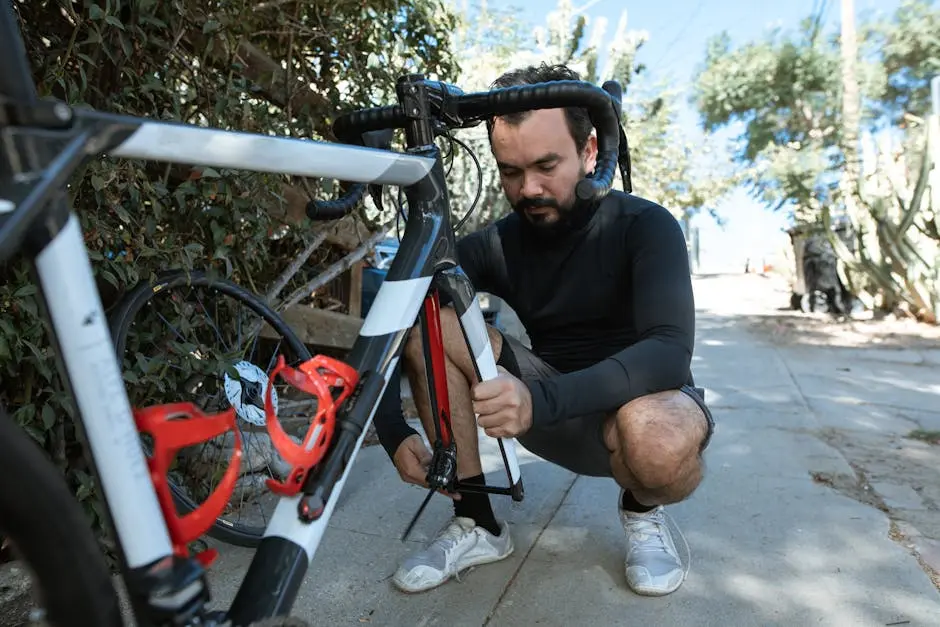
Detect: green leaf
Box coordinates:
(89, 4, 105, 20)
(139, 14, 167, 28)
(0, 318, 16, 336)
(81, 29, 102, 45)
(113, 203, 132, 224)
(119, 32, 133, 58)
(14, 283, 37, 297)
(105, 15, 125, 30)
(101, 269, 120, 289)
(23, 424, 45, 446)
(41, 404, 56, 430)
(21, 339, 46, 362)
(210, 220, 226, 244)
(135, 352, 152, 374)
(14, 403, 36, 426)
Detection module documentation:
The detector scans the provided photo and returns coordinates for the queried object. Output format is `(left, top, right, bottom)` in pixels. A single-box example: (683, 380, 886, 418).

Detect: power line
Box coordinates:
(652, 0, 708, 73)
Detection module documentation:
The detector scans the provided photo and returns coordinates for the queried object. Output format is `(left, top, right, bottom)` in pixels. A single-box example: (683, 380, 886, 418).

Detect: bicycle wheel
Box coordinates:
(0, 409, 123, 627)
(108, 270, 313, 548)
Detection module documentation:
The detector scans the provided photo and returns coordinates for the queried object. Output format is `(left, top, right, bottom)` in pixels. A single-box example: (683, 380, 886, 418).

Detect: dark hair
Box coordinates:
(485, 63, 594, 154)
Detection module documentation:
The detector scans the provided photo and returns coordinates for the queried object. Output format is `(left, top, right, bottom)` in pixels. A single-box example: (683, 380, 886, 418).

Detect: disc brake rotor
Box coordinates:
(223, 360, 278, 426)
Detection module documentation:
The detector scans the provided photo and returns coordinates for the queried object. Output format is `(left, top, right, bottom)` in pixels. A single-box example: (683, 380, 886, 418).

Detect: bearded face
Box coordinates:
(490, 108, 597, 238)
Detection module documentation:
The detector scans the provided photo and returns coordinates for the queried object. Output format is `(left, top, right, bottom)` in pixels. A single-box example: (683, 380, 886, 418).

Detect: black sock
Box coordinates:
(620, 489, 656, 513)
(454, 473, 501, 536)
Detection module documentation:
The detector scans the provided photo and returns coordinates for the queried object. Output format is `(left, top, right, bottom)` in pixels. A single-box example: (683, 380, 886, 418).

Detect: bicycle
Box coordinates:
(0, 3, 631, 626)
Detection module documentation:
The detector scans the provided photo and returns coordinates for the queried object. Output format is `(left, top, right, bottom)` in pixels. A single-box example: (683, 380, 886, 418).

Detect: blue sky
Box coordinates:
(453, 0, 902, 272)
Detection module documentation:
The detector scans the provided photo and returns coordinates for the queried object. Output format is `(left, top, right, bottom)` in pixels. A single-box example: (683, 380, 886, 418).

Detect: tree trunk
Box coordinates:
(840, 0, 861, 188)
(839, 0, 884, 309)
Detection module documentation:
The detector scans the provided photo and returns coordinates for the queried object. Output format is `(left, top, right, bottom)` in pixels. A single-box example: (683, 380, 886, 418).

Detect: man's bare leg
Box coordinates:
(392, 308, 513, 594)
(404, 352, 483, 480)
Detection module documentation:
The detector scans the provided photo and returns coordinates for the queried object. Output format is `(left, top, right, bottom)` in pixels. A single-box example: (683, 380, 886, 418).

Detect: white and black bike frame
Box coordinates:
(0, 4, 626, 624)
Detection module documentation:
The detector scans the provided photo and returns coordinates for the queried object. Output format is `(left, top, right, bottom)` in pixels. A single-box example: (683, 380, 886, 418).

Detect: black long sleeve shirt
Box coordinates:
(373, 190, 697, 459)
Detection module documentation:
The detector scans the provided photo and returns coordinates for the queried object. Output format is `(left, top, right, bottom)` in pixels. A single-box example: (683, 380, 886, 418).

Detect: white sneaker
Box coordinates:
(619, 492, 686, 596)
(392, 516, 513, 593)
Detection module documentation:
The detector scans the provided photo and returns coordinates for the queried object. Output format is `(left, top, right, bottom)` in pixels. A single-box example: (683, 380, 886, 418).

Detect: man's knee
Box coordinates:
(608, 389, 709, 491)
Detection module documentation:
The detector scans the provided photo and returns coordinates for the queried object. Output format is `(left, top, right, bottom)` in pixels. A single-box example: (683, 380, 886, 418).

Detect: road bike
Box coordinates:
(0, 3, 631, 625)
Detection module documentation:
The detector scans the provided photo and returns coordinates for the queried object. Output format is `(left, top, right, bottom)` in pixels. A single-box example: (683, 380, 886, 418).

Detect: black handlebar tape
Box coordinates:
(456, 81, 620, 201)
(576, 151, 619, 200)
(602, 80, 623, 119)
(309, 116, 402, 222)
(310, 109, 404, 222)
(333, 106, 408, 144)
(455, 82, 619, 146)
(306, 183, 367, 221)
(601, 80, 632, 193)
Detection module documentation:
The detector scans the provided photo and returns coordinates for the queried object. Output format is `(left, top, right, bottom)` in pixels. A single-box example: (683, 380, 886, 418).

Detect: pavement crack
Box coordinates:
(808, 460, 890, 514)
(889, 521, 940, 592)
(481, 473, 579, 626)
(771, 340, 940, 591)
(809, 434, 940, 593)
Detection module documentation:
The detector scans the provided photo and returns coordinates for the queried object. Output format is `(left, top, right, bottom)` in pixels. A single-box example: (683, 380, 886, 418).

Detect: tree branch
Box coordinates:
(276, 225, 389, 314)
(182, 25, 334, 140)
(232, 39, 335, 141)
(265, 230, 329, 305)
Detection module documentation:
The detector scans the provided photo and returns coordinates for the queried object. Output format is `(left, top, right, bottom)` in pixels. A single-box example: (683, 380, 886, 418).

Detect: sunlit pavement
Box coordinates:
(198, 273, 940, 626)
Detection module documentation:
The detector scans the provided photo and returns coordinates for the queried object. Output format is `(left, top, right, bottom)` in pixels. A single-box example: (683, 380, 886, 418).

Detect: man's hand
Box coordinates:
(472, 366, 533, 438)
(392, 434, 460, 500)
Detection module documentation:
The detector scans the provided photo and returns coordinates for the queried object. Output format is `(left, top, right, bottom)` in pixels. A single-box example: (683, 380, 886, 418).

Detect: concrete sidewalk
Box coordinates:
(204, 275, 940, 626)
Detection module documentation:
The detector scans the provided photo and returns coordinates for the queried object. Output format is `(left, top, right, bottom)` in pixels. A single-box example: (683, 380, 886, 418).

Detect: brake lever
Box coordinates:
(361, 128, 395, 150)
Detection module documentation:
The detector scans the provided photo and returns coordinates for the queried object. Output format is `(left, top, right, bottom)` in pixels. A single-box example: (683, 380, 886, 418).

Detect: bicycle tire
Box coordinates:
(0, 409, 124, 627)
(108, 270, 312, 548)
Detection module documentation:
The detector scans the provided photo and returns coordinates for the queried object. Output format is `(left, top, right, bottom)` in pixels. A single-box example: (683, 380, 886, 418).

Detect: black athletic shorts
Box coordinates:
(496, 332, 715, 477)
